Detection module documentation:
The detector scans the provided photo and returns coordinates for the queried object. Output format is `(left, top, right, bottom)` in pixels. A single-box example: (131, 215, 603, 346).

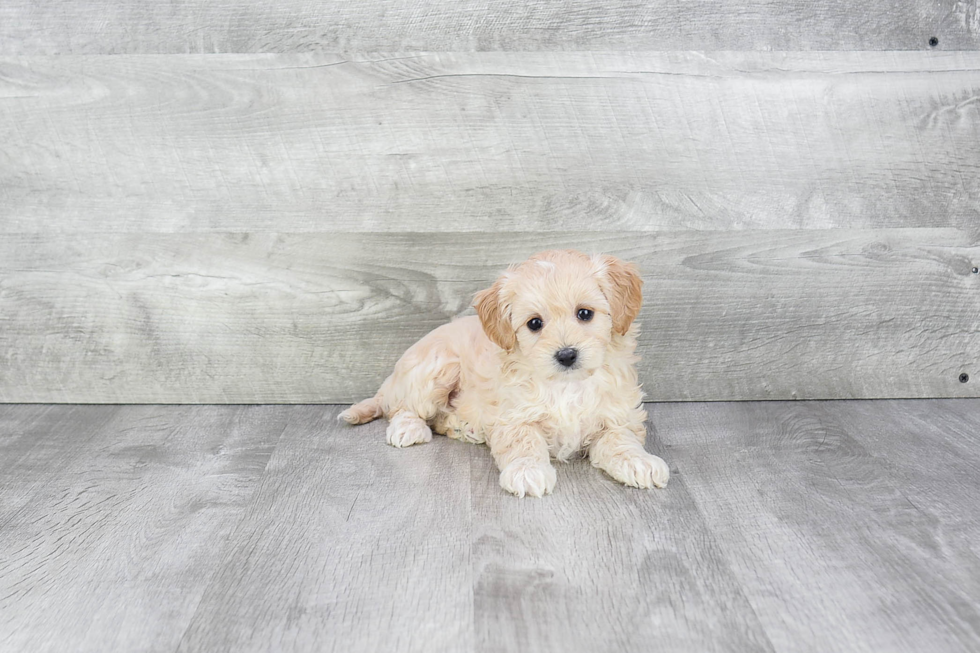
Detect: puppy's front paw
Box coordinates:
(499, 458, 557, 498)
(599, 451, 670, 489)
(386, 415, 432, 448)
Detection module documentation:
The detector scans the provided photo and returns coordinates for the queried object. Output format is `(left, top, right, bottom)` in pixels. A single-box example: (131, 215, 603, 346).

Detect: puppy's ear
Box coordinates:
(474, 276, 516, 350)
(595, 255, 643, 335)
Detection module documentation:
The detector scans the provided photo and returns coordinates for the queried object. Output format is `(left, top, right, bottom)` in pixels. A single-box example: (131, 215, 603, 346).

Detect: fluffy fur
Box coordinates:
(340, 249, 669, 497)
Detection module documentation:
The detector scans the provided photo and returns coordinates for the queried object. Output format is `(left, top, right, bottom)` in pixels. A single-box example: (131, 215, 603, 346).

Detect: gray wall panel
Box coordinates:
(3, 53, 979, 234)
(1, 230, 976, 403)
(1, 0, 977, 54)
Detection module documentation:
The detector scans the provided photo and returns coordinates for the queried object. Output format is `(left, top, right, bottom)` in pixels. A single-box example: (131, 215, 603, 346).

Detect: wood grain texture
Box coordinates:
(469, 436, 774, 653)
(176, 405, 474, 653)
(809, 400, 980, 620)
(0, 405, 116, 523)
(0, 405, 285, 653)
(3, 401, 980, 652)
(2, 52, 980, 233)
(653, 401, 980, 652)
(2, 229, 977, 403)
(1, 0, 978, 54)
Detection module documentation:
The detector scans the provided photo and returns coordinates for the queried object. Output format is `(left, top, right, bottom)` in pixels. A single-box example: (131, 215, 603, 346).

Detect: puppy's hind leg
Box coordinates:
(386, 411, 433, 448)
(378, 331, 462, 448)
(433, 411, 484, 444)
(339, 394, 383, 425)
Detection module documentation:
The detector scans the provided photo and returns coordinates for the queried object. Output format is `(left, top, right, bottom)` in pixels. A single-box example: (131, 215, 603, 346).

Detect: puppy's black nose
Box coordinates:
(555, 347, 578, 368)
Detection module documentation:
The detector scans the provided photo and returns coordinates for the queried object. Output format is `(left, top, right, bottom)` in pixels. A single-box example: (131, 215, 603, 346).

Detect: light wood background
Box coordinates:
(3, 1, 980, 53)
(1, 9, 979, 402)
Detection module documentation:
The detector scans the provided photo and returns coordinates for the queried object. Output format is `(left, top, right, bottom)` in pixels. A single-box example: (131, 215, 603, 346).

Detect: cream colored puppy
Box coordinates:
(340, 249, 669, 497)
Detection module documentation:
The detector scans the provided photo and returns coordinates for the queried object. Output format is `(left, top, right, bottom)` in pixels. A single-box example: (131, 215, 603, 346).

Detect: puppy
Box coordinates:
(340, 249, 669, 497)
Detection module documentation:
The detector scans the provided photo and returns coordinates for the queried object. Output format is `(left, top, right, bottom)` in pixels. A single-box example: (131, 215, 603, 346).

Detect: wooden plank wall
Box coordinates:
(2, 1, 979, 52)
(1, 5, 979, 402)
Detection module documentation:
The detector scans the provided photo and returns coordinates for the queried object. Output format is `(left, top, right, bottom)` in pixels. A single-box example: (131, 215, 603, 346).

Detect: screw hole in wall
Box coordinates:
(960, 373, 970, 383)
(973, 267, 978, 274)
(929, 36, 939, 47)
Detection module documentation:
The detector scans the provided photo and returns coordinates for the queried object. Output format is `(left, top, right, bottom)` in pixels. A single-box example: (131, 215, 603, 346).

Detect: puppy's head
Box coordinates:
(473, 250, 642, 380)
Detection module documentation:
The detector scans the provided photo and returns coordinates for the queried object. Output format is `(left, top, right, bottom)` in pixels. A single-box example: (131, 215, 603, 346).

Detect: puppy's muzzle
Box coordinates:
(554, 347, 578, 368)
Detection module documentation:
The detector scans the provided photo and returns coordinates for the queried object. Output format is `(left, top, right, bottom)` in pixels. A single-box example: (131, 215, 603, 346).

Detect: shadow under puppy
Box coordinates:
(340, 249, 669, 497)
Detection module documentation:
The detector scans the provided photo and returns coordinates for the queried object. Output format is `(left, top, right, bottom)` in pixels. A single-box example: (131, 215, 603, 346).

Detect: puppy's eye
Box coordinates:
(577, 308, 594, 322)
(526, 317, 544, 332)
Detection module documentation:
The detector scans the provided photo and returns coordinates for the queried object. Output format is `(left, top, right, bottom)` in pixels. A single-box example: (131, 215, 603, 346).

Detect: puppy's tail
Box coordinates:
(338, 394, 383, 425)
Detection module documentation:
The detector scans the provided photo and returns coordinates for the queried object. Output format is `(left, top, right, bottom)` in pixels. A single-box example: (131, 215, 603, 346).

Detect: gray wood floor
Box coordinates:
(1, 401, 979, 652)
